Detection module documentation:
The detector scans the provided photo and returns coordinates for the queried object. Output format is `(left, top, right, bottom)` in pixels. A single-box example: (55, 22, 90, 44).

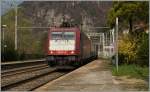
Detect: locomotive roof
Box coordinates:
(50, 27, 80, 31)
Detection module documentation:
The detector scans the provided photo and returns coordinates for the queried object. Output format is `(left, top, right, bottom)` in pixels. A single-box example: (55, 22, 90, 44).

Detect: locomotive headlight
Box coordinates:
(71, 51, 74, 54)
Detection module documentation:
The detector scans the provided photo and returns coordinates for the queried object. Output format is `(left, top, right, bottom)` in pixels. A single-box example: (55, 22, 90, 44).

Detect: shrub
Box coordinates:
(1, 38, 19, 61)
(118, 34, 137, 64)
(118, 32, 149, 66)
(136, 33, 149, 66)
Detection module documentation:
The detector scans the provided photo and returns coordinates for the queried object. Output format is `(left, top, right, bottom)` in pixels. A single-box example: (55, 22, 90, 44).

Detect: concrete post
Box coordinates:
(15, 4, 18, 50)
(116, 17, 119, 71)
(102, 33, 105, 57)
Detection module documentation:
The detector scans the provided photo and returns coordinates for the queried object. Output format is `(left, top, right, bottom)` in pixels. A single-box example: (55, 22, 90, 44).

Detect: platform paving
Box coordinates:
(35, 59, 123, 91)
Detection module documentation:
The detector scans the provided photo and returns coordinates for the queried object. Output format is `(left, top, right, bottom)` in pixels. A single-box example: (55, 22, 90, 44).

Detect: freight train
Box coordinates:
(46, 25, 97, 67)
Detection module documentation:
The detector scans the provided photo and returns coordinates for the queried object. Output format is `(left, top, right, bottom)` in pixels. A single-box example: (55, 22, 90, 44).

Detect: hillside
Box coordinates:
(19, 1, 112, 28)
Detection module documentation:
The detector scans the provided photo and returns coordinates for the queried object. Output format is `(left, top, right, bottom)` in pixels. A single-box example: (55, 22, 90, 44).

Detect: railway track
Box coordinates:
(1, 64, 73, 91)
(1, 64, 48, 77)
(1, 59, 46, 70)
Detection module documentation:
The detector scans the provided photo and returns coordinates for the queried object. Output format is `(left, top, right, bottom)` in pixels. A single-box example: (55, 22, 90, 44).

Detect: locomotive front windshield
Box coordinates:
(51, 32, 75, 40)
(51, 32, 63, 40)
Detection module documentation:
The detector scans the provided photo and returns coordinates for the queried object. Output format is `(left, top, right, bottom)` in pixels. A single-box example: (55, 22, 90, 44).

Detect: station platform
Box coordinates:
(35, 59, 122, 91)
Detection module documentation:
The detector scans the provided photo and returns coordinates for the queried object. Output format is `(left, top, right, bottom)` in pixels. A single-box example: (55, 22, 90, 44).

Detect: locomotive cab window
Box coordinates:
(51, 32, 63, 40)
(51, 32, 75, 40)
(64, 32, 75, 40)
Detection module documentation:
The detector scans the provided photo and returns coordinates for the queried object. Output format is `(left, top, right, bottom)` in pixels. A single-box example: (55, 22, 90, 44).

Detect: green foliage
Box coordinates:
(17, 30, 46, 60)
(108, 1, 149, 67)
(136, 33, 149, 66)
(1, 7, 45, 61)
(107, 1, 149, 29)
(118, 34, 137, 64)
(1, 37, 19, 61)
(118, 32, 149, 67)
(112, 64, 149, 79)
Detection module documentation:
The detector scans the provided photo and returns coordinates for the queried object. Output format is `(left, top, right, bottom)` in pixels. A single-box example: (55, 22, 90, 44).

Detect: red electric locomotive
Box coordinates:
(46, 26, 97, 67)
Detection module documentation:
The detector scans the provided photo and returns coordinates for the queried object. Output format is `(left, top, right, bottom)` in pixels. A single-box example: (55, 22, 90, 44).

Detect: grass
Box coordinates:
(112, 64, 149, 79)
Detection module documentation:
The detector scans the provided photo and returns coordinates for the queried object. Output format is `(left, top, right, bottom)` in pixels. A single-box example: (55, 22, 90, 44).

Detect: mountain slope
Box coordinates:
(19, 1, 112, 28)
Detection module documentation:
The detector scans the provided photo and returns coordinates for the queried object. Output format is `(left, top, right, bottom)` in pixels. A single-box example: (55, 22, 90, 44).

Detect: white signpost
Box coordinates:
(116, 17, 119, 71)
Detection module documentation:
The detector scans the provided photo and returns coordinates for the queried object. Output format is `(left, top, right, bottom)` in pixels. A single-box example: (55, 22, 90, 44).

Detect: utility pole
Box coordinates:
(15, 3, 18, 50)
(102, 33, 105, 57)
(116, 17, 119, 71)
(2, 25, 7, 61)
(99, 34, 101, 56)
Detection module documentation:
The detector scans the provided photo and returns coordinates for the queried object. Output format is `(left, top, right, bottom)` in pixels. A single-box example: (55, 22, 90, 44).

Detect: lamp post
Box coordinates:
(2, 25, 7, 61)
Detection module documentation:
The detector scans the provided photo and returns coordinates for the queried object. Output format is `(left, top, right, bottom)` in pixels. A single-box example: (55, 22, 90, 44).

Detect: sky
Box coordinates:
(1, 0, 24, 15)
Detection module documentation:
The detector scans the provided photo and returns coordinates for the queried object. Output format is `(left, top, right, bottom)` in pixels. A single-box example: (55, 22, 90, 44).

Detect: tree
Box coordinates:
(108, 1, 149, 66)
(107, 1, 149, 34)
(136, 33, 149, 66)
(1, 7, 33, 61)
